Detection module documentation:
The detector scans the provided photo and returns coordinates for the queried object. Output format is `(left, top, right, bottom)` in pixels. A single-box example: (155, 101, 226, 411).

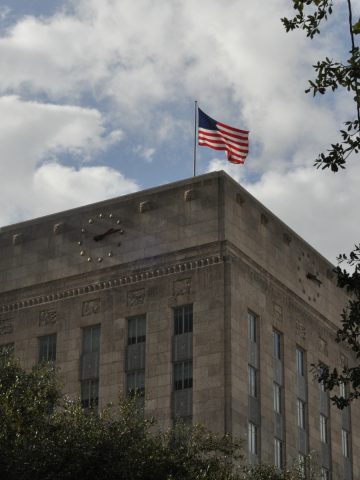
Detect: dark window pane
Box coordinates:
(174, 305, 193, 335)
(127, 370, 145, 397)
(174, 360, 193, 390)
(83, 325, 101, 353)
(273, 330, 281, 359)
(38, 334, 57, 362)
(81, 379, 99, 409)
(128, 315, 146, 345)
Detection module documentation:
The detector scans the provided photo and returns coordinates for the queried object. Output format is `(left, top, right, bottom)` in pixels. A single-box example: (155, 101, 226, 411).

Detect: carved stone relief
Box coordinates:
(173, 278, 191, 297)
(127, 289, 145, 306)
(82, 298, 101, 316)
(0, 317, 14, 335)
(273, 303, 283, 321)
(39, 309, 57, 326)
(147, 286, 159, 297)
(296, 320, 306, 340)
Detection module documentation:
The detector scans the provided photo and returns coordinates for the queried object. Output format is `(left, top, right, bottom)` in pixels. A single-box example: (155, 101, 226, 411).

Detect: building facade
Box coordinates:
(0, 171, 358, 477)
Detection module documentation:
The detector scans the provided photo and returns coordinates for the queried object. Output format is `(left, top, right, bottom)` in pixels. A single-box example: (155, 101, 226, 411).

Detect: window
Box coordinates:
(339, 381, 346, 399)
(296, 347, 305, 376)
(81, 325, 100, 410)
(272, 330, 281, 360)
(274, 438, 283, 469)
(128, 315, 146, 344)
(83, 324, 100, 353)
(248, 365, 257, 398)
(342, 429, 350, 458)
(297, 399, 306, 429)
(38, 334, 57, 362)
(174, 360, 193, 390)
(174, 304, 193, 335)
(320, 467, 330, 480)
(320, 414, 328, 443)
(248, 312, 257, 343)
(248, 422, 257, 455)
(81, 379, 99, 409)
(273, 383, 281, 414)
(127, 370, 145, 397)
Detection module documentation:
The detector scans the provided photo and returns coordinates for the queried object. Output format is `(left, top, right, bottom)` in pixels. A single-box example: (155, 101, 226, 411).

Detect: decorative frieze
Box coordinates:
(147, 286, 159, 297)
(127, 289, 145, 306)
(173, 278, 191, 296)
(296, 320, 306, 341)
(82, 299, 101, 317)
(273, 303, 283, 321)
(0, 254, 221, 313)
(39, 309, 57, 326)
(0, 317, 14, 335)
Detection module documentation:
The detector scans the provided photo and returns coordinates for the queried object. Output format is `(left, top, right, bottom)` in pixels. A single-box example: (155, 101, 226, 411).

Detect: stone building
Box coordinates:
(0, 170, 358, 478)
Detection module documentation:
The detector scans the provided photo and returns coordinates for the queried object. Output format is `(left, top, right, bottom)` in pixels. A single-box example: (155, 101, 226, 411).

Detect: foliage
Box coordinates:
(315, 246, 360, 408)
(282, 0, 360, 172)
(0, 349, 242, 480)
(239, 455, 319, 480)
(0, 350, 321, 479)
(282, 2, 360, 408)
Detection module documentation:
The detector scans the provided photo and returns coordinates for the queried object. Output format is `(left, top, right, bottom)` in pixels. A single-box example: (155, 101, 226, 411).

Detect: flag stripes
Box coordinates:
(198, 108, 249, 164)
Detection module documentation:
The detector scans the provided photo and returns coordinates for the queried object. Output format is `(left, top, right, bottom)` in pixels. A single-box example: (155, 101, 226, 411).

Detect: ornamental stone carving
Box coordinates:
(296, 321, 306, 340)
(273, 303, 283, 320)
(0, 317, 14, 335)
(39, 309, 57, 326)
(173, 278, 191, 296)
(82, 298, 101, 316)
(127, 289, 145, 306)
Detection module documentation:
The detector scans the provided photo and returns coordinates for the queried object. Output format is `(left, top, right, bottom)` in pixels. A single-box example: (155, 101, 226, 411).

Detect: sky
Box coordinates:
(0, 0, 359, 264)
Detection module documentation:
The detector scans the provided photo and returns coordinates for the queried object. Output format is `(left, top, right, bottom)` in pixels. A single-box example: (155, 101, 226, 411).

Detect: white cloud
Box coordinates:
(32, 163, 138, 217)
(245, 165, 360, 264)
(208, 157, 360, 264)
(133, 145, 155, 163)
(0, 95, 137, 226)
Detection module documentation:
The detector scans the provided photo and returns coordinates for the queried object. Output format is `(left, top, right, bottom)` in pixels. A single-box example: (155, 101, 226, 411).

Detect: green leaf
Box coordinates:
(352, 18, 360, 35)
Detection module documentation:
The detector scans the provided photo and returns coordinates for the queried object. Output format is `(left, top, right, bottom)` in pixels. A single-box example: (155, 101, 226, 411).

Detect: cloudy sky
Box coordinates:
(0, 0, 359, 264)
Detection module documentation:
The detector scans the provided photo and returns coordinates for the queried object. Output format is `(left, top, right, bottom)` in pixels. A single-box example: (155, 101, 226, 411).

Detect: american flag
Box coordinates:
(198, 108, 249, 164)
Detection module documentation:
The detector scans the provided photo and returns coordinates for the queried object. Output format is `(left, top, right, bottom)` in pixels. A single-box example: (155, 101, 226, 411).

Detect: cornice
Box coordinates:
(0, 253, 222, 315)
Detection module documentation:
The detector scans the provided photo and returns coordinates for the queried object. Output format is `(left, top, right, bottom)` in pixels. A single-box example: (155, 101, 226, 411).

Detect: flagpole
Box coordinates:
(193, 100, 198, 177)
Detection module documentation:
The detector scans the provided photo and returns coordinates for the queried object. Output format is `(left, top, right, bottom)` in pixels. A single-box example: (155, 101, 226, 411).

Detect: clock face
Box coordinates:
(76, 212, 124, 263)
